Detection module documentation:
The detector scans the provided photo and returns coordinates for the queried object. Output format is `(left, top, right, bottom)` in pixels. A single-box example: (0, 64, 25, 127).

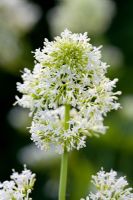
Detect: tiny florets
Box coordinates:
(81, 169, 133, 200)
(16, 29, 121, 153)
(0, 166, 36, 200)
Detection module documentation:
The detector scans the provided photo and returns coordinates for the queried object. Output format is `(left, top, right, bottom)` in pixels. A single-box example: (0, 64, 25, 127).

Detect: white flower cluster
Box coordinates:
(16, 29, 121, 153)
(81, 169, 133, 200)
(30, 107, 87, 153)
(0, 166, 36, 200)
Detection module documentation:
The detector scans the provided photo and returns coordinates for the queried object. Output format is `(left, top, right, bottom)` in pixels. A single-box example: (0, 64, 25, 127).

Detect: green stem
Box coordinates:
(59, 104, 70, 200)
(59, 150, 68, 200)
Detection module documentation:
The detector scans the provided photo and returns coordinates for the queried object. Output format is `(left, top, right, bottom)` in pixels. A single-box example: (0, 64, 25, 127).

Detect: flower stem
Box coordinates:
(59, 104, 70, 200)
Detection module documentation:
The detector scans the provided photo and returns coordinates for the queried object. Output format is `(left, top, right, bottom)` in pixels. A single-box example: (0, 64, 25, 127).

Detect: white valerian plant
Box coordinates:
(0, 166, 36, 200)
(16, 29, 121, 153)
(15, 29, 121, 200)
(81, 169, 133, 200)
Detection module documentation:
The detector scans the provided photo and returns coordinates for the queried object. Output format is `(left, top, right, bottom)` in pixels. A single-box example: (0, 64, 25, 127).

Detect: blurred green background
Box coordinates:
(0, 0, 133, 199)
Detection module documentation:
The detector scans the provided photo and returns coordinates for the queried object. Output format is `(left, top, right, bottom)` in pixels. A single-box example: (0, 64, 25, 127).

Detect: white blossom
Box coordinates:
(30, 107, 88, 153)
(16, 29, 121, 153)
(81, 169, 133, 200)
(0, 166, 36, 200)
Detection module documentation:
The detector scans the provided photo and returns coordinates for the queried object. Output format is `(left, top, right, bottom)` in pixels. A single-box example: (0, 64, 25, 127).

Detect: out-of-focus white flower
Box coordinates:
(16, 29, 121, 153)
(0, 166, 36, 200)
(120, 95, 133, 120)
(18, 144, 59, 168)
(102, 45, 123, 68)
(7, 107, 30, 132)
(0, 0, 41, 68)
(81, 169, 133, 200)
(48, 0, 116, 36)
(0, 0, 41, 33)
(0, 24, 21, 66)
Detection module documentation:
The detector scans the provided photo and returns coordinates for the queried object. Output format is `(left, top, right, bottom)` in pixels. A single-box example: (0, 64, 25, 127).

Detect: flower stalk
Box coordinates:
(59, 104, 70, 200)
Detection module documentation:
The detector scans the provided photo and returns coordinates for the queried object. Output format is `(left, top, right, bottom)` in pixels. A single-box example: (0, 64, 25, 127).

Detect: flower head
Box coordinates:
(81, 169, 133, 200)
(16, 29, 121, 153)
(0, 166, 36, 200)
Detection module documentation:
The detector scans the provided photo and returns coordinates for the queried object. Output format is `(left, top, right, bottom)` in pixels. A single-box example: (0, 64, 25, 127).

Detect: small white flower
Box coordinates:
(16, 29, 121, 153)
(81, 169, 133, 200)
(0, 166, 36, 200)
